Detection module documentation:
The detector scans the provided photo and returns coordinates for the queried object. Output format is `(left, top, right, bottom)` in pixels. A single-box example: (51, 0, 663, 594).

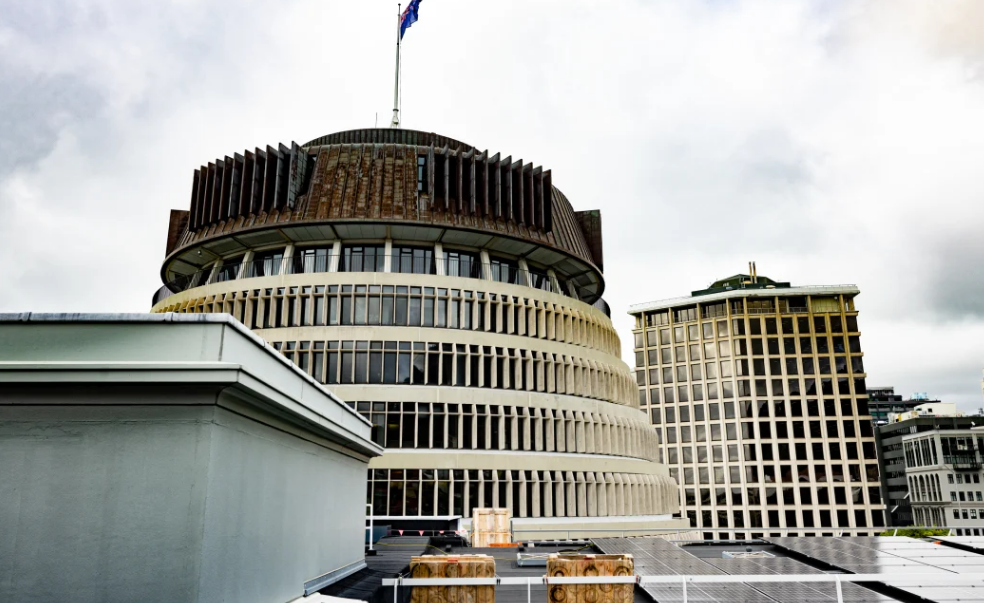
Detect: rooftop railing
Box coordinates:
(154, 256, 603, 307)
(390, 254, 437, 275)
(945, 453, 981, 470)
(291, 253, 334, 275)
(151, 285, 176, 306)
(629, 284, 860, 314)
(380, 573, 984, 603)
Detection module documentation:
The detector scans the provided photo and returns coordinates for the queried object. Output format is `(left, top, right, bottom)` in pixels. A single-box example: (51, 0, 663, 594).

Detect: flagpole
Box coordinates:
(390, 3, 401, 128)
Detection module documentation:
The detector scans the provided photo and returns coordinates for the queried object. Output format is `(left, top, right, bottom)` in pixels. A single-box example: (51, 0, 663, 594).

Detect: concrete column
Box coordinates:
(518, 480, 527, 518)
(237, 251, 254, 280)
(434, 243, 445, 275)
(497, 414, 506, 450)
(575, 412, 586, 453)
(546, 268, 559, 293)
(455, 409, 464, 449)
(493, 298, 503, 333)
(517, 258, 533, 287)
(512, 413, 521, 451)
(282, 244, 295, 275)
(566, 472, 577, 517)
(605, 473, 616, 517)
(543, 474, 553, 518)
(479, 249, 492, 281)
(485, 412, 492, 450)
(554, 413, 565, 452)
(383, 239, 393, 272)
(586, 472, 597, 517)
(471, 411, 479, 450)
(330, 241, 342, 272)
(544, 411, 554, 451)
(576, 473, 587, 517)
(613, 474, 624, 516)
(206, 261, 221, 285)
(555, 477, 565, 518)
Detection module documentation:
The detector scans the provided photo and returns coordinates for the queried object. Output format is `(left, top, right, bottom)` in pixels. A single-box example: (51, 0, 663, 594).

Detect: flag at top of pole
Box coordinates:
(400, 0, 422, 39)
(391, 1, 422, 128)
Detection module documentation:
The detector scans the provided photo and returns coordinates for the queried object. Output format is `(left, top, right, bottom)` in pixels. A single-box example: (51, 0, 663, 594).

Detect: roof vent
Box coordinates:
(722, 551, 775, 559)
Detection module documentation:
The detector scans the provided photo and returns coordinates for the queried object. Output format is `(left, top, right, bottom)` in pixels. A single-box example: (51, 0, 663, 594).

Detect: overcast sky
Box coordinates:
(2, 0, 983, 411)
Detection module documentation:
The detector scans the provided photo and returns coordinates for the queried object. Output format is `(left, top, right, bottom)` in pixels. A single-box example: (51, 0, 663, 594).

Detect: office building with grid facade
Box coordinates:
(628, 272, 885, 537)
(150, 128, 684, 535)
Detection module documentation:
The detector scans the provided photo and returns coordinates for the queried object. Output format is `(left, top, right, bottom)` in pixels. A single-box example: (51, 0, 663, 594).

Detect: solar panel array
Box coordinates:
(593, 537, 892, 603)
(936, 535, 984, 554)
(701, 557, 896, 602)
(764, 536, 984, 602)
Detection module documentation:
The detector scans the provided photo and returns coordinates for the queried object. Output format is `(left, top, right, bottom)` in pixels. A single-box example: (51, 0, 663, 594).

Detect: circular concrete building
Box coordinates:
(151, 128, 682, 535)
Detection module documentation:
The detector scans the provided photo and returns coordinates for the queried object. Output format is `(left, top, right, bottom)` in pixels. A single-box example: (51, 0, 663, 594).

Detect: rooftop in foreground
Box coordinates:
(325, 533, 984, 603)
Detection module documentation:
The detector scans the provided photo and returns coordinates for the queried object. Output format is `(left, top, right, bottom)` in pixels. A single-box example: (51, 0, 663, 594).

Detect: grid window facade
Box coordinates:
(631, 291, 885, 537)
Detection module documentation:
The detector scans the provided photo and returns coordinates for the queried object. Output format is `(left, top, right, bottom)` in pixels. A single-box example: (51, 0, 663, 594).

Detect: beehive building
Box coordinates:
(151, 128, 682, 534)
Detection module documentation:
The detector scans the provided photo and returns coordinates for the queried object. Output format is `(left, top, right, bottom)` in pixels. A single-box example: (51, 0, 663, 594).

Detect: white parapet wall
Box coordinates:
(0, 313, 383, 603)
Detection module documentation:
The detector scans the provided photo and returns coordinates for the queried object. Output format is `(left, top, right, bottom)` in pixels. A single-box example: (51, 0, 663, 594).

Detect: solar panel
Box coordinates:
(593, 537, 894, 602)
(762, 536, 984, 603)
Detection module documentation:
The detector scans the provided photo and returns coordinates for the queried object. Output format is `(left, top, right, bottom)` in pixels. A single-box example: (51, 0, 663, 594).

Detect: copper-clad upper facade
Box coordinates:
(165, 128, 604, 279)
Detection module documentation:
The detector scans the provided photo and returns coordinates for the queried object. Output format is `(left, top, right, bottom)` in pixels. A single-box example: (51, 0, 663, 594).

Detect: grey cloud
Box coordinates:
(0, 68, 104, 179)
(733, 128, 814, 193)
(923, 234, 984, 319)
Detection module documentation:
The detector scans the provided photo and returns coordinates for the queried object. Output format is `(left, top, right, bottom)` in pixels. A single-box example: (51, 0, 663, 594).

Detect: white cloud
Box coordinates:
(1, 0, 982, 409)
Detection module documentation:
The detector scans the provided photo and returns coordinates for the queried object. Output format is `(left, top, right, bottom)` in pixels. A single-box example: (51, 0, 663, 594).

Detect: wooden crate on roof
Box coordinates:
(409, 554, 495, 603)
(471, 508, 511, 547)
(471, 531, 512, 548)
(547, 554, 634, 603)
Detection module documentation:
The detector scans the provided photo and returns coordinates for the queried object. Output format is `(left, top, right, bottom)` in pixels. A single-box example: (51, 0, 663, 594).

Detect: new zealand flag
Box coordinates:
(400, 0, 422, 40)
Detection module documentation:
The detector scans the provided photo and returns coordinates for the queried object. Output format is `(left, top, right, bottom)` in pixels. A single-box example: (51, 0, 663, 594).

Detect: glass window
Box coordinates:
(213, 255, 244, 283)
(340, 245, 385, 272)
(529, 267, 551, 291)
(392, 246, 435, 274)
(444, 250, 482, 278)
(489, 257, 521, 284)
(417, 155, 427, 192)
(247, 249, 284, 277)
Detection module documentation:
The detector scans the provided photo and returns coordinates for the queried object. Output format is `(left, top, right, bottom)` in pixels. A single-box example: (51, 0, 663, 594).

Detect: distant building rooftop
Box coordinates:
(628, 280, 859, 314)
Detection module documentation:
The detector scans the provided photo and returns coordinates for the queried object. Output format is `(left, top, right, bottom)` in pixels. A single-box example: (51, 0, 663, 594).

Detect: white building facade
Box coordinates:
(903, 427, 984, 535)
(151, 128, 684, 535)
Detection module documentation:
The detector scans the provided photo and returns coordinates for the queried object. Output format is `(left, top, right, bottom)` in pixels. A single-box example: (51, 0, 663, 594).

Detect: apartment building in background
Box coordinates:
(875, 402, 981, 528)
(629, 267, 885, 537)
(867, 386, 940, 427)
